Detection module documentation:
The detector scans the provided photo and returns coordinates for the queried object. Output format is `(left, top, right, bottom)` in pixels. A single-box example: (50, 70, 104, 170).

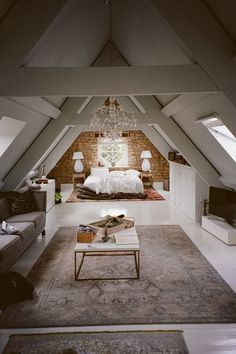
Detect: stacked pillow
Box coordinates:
(109, 171, 125, 177)
(90, 167, 109, 177)
(125, 169, 140, 177)
(109, 169, 141, 177)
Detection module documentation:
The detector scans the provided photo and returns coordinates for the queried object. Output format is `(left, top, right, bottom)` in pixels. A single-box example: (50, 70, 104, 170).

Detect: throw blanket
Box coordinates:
(84, 175, 144, 195)
(77, 186, 147, 200)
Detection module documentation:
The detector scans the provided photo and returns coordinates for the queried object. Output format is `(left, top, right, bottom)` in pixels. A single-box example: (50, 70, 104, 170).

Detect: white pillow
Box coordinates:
(125, 169, 140, 177)
(110, 171, 125, 177)
(90, 167, 109, 177)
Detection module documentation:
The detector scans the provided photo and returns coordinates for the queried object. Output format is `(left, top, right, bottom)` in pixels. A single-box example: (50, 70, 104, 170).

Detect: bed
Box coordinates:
(77, 167, 146, 200)
(84, 168, 144, 194)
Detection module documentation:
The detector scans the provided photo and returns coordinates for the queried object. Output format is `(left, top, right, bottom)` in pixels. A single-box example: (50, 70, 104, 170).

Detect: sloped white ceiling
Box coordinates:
(204, 0, 236, 44)
(24, 0, 110, 67)
(23, 0, 192, 68)
(1, 0, 236, 190)
(172, 93, 236, 178)
(111, 0, 192, 65)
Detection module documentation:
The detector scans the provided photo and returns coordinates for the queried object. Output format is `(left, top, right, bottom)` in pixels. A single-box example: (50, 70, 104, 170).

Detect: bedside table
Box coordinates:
(140, 171, 153, 187)
(72, 172, 86, 186)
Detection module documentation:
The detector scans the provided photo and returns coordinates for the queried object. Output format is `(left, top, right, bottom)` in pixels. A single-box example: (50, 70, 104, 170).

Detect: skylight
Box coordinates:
(0, 116, 25, 158)
(201, 116, 236, 162)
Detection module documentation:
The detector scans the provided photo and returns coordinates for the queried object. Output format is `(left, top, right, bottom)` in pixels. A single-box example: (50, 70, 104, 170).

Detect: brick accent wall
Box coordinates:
(48, 130, 169, 189)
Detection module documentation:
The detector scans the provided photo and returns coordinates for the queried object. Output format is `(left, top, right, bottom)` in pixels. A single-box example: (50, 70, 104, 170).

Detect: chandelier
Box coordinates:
(90, 96, 137, 140)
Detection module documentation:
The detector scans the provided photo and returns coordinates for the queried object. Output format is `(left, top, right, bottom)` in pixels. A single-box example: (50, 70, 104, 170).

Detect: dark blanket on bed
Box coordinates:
(77, 186, 147, 200)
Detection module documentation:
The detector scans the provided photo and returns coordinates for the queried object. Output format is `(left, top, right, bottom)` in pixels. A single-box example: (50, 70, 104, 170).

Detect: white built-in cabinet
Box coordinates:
(40, 179, 55, 212)
(169, 162, 208, 222)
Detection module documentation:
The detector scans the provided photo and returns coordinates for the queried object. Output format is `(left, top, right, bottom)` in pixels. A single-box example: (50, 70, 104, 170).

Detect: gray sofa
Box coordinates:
(0, 190, 46, 273)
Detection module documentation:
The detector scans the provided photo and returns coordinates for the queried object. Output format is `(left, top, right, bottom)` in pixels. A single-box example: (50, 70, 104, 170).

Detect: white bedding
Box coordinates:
(84, 174, 144, 194)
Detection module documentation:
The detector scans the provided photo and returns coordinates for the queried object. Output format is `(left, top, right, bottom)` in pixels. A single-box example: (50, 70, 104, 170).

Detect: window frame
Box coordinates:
(97, 138, 128, 167)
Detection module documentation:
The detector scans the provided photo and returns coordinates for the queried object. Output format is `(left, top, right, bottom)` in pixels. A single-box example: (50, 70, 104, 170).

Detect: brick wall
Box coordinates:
(48, 130, 169, 189)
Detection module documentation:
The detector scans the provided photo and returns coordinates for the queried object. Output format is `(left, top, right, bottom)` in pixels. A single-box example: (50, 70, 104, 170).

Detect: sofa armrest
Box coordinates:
(30, 190, 47, 212)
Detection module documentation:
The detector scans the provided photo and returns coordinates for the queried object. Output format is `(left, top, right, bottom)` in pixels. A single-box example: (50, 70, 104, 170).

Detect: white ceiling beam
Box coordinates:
(3, 97, 88, 190)
(151, 0, 236, 110)
(161, 93, 213, 117)
(0, 97, 50, 123)
(116, 96, 143, 115)
(0, 64, 218, 97)
(140, 125, 172, 160)
(0, 0, 67, 90)
(9, 97, 61, 119)
(136, 95, 222, 187)
(129, 95, 146, 113)
(42, 126, 89, 176)
(78, 97, 105, 115)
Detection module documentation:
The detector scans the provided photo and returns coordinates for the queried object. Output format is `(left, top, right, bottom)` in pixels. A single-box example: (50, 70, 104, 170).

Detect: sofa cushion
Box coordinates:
(0, 235, 21, 262)
(0, 234, 20, 250)
(0, 197, 11, 222)
(7, 191, 37, 216)
(6, 212, 45, 231)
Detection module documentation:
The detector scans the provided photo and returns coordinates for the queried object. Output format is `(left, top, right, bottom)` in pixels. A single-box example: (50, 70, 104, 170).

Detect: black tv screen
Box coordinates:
(209, 186, 236, 223)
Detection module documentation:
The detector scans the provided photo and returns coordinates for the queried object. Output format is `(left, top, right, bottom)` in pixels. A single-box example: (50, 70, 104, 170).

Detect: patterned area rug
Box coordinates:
(66, 187, 165, 202)
(3, 331, 189, 354)
(1, 225, 236, 328)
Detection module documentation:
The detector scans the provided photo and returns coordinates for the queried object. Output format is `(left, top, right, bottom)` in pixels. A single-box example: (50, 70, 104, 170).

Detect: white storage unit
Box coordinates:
(40, 179, 55, 212)
(170, 162, 208, 222)
(202, 215, 236, 245)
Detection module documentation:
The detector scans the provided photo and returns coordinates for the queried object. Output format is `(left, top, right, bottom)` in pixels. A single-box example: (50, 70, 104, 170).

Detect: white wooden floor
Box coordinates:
(0, 185, 236, 354)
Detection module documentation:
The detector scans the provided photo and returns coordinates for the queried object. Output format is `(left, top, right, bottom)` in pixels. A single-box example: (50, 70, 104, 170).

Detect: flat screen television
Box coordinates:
(209, 186, 236, 226)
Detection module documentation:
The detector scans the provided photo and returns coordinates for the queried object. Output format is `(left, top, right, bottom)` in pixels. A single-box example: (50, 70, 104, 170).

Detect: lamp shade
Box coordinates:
(26, 169, 39, 179)
(73, 151, 84, 160)
(140, 151, 152, 159)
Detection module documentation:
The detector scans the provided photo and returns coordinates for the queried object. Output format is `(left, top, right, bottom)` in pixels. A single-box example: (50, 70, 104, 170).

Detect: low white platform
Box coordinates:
(202, 215, 236, 245)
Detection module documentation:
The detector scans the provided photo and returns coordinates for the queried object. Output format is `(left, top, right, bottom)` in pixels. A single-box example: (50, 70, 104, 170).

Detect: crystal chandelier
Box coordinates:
(90, 96, 137, 140)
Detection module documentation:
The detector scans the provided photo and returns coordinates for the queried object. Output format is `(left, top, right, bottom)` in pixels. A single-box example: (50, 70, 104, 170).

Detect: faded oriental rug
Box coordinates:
(3, 331, 189, 354)
(66, 187, 165, 202)
(1, 225, 236, 328)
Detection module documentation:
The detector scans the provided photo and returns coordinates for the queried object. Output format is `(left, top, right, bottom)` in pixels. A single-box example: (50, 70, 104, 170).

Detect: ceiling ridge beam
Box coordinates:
(0, 65, 218, 97)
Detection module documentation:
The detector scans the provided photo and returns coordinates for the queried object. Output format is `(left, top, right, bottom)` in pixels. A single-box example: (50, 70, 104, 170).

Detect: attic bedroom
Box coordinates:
(0, 1, 236, 353)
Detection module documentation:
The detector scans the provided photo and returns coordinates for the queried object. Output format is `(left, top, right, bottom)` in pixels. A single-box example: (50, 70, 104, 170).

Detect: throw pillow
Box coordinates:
(0, 197, 11, 222)
(125, 169, 141, 176)
(8, 191, 36, 216)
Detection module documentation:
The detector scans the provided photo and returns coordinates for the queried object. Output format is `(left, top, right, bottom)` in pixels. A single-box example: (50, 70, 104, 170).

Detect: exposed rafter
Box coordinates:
(161, 93, 213, 117)
(0, 0, 67, 91)
(0, 65, 218, 96)
(136, 95, 222, 187)
(3, 97, 88, 190)
(9, 97, 61, 119)
(151, 0, 236, 110)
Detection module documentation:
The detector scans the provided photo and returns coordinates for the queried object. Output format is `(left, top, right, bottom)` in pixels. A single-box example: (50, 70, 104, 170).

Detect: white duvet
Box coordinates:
(84, 175, 144, 194)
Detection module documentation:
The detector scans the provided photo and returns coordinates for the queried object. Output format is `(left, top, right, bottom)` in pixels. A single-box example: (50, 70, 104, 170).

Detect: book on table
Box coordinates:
(114, 234, 139, 245)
